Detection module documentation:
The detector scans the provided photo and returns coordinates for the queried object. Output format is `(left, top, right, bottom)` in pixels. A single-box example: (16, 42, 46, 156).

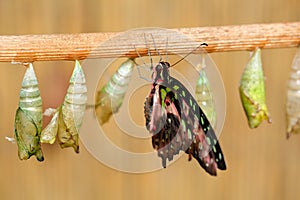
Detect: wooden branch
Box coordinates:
(0, 22, 299, 62)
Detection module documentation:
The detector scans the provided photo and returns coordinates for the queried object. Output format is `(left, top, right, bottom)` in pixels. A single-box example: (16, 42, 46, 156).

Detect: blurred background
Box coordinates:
(0, 0, 300, 199)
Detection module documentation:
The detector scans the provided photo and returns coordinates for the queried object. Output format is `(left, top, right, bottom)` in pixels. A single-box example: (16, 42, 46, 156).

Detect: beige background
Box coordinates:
(0, 0, 300, 199)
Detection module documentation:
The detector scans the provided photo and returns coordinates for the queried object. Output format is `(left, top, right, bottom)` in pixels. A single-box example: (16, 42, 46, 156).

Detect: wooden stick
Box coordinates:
(0, 22, 299, 62)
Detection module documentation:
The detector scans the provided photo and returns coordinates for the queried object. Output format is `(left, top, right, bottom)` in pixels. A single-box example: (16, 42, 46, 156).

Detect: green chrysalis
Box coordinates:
(195, 56, 217, 129)
(239, 48, 271, 128)
(14, 63, 44, 161)
(95, 58, 135, 125)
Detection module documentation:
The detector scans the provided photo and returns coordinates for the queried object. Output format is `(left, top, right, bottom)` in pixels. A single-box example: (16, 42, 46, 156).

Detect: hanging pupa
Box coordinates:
(239, 48, 271, 128)
(195, 55, 217, 129)
(95, 58, 135, 125)
(14, 63, 44, 161)
(41, 60, 87, 153)
(286, 46, 300, 138)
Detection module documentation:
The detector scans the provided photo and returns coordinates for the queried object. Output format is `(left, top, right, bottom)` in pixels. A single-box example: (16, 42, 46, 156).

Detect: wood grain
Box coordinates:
(0, 22, 299, 62)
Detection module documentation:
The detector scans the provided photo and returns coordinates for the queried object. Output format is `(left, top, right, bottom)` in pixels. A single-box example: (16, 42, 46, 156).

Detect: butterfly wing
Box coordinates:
(144, 84, 182, 167)
(169, 76, 226, 175)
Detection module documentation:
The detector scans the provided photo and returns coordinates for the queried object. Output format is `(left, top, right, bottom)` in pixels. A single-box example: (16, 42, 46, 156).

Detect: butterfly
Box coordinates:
(143, 55, 226, 176)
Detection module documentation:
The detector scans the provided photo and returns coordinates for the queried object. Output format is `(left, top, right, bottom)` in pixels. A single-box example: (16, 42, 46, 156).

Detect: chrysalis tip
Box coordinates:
(69, 60, 86, 84)
(21, 63, 39, 87)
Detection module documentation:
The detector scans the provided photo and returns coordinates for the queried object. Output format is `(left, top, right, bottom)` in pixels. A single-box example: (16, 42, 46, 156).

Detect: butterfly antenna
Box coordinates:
(134, 44, 147, 67)
(143, 33, 154, 69)
(150, 34, 162, 62)
(165, 37, 169, 62)
(134, 34, 152, 82)
(170, 43, 208, 68)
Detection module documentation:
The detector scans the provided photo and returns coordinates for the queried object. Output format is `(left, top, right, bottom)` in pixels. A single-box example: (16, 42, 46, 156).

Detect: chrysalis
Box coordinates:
(239, 48, 271, 128)
(95, 58, 135, 125)
(195, 55, 217, 129)
(286, 46, 300, 138)
(14, 63, 44, 161)
(41, 60, 87, 153)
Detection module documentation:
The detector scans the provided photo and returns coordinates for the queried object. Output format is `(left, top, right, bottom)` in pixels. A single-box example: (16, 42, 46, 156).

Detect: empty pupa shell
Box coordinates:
(41, 61, 87, 153)
(286, 46, 300, 138)
(14, 63, 44, 161)
(95, 58, 135, 125)
(195, 57, 217, 129)
(239, 48, 271, 128)
(40, 108, 59, 144)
